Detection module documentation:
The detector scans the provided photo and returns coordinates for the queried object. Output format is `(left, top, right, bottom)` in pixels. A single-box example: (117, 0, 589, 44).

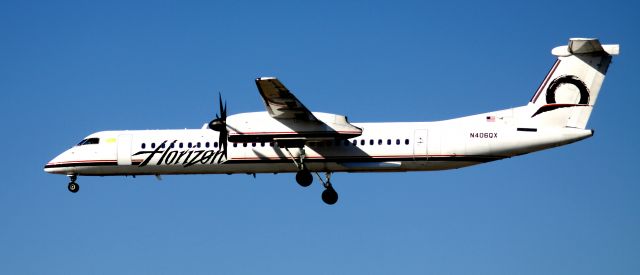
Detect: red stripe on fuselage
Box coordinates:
(228, 154, 505, 160)
(46, 159, 117, 166)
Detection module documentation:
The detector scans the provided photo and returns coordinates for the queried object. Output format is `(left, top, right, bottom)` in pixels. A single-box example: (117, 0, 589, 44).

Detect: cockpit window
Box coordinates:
(76, 138, 100, 146)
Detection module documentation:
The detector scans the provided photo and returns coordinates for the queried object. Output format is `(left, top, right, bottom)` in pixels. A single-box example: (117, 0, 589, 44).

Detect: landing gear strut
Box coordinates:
(67, 174, 79, 193)
(285, 147, 313, 187)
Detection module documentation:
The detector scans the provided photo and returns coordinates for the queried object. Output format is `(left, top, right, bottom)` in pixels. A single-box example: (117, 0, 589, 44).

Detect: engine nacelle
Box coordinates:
(225, 111, 362, 142)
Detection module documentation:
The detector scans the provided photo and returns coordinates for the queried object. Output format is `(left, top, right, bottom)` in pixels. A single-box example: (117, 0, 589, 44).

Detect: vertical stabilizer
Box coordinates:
(527, 38, 619, 128)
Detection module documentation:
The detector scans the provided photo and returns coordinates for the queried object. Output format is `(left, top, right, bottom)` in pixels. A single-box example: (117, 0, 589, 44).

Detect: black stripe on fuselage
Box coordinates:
(44, 161, 118, 169)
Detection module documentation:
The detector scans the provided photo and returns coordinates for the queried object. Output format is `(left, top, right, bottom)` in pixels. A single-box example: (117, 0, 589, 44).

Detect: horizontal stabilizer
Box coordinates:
(552, 38, 620, 56)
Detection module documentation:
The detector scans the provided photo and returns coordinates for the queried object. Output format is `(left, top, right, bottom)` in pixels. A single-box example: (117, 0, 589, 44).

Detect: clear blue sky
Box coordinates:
(1, 0, 638, 274)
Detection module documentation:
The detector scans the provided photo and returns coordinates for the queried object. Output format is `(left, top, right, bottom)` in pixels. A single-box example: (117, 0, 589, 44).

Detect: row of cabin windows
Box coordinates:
(228, 138, 411, 148)
(234, 142, 275, 148)
(141, 141, 219, 150)
(308, 138, 411, 147)
(141, 138, 411, 150)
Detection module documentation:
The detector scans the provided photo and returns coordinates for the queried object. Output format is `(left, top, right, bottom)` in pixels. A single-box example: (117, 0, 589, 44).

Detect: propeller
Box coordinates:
(208, 93, 228, 159)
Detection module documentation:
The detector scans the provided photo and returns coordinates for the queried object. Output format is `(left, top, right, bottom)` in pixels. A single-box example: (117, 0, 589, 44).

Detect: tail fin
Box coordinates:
(527, 38, 619, 129)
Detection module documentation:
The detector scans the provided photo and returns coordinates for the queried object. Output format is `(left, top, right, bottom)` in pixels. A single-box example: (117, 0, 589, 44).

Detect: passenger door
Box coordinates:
(117, 134, 132, 165)
(413, 129, 428, 159)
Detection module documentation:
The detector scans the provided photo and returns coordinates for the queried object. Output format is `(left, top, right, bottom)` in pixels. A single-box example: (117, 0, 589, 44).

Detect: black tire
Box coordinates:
(68, 182, 79, 193)
(321, 187, 338, 205)
(295, 170, 313, 187)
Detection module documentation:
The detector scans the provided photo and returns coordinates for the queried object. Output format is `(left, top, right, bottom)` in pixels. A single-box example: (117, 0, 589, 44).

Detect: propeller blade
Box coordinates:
(209, 92, 228, 160)
(218, 93, 224, 119)
(223, 101, 227, 118)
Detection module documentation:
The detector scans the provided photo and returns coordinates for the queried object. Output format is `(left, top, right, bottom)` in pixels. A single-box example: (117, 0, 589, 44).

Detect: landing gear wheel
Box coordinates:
(321, 185, 338, 205)
(68, 182, 79, 193)
(295, 169, 313, 187)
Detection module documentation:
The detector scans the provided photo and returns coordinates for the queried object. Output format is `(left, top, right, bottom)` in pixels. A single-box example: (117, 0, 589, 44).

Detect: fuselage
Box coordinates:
(44, 110, 594, 177)
(42, 39, 617, 205)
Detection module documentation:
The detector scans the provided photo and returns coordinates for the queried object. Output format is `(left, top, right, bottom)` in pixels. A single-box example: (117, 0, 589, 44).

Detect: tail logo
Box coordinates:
(532, 75, 591, 117)
(545, 75, 590, 104)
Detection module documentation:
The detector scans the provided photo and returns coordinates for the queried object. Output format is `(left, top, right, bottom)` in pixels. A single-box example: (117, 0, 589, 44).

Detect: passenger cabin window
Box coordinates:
(151, 143, 156, 149)
(141, 143, 146, 149)
(405, 139, 410, 145)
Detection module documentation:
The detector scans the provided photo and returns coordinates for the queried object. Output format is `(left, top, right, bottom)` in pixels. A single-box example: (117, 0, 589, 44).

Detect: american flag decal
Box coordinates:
(486, 116, 495, 122)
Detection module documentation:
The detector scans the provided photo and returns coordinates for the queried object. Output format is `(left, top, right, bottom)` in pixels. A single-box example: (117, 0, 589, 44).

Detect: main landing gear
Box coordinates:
(287, 147, 313, 187)
(67, 174, 79, 193)
(286, 147, 339, 205)
(318, 172, 338, 205)
(296, 169, 313, 187)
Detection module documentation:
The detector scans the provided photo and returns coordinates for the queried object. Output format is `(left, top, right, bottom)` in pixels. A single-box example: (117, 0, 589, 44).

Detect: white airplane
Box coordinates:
(45, 38, 619, 205)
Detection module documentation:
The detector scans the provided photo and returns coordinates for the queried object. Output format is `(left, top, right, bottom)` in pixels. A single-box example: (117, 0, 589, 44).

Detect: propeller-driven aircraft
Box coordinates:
(44, 38, 619, 205)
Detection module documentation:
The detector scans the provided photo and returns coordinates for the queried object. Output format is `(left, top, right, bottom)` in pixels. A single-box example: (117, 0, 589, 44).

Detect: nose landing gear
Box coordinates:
(67, 174, 79, 193)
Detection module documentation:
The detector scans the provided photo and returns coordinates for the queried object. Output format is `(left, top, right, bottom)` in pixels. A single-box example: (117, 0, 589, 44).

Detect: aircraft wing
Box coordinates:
(224, 77, 362, 146)
(255, 77, 319, 121)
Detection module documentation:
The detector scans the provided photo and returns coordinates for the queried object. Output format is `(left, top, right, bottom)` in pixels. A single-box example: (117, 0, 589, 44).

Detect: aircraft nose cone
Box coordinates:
(44, 149, 75, 175)
(44, 157, 60, 174)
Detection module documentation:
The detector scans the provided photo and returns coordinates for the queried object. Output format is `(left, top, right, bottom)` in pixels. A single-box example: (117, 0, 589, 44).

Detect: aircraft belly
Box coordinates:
(73, 163, 300, 175)
(71, 156, 497, 176)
